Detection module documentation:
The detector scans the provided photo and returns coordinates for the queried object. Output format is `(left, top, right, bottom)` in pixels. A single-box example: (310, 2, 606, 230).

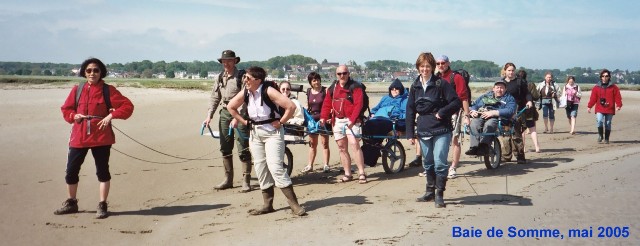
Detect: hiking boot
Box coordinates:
(96, 201, 109, 219)
(54, 198, 78, 215)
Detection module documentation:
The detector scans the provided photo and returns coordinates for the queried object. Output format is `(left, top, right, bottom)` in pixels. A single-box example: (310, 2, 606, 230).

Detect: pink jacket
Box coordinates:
(61, 81, 134, 148)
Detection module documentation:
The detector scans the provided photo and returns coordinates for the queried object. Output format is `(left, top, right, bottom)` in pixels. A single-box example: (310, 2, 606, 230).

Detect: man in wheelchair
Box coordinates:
(362, 79, 408, 167)
(465, 81, 516, 156)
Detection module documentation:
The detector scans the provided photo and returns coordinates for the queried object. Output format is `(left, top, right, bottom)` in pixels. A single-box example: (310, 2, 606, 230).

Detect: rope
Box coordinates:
(110, 124, 250, 164)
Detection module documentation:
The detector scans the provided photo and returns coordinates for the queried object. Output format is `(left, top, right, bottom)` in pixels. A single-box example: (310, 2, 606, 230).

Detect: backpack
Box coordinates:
(217, 69, 246, 90)
(328, 79, 369, 120)
(448, 69, 471, 102)
(75, 82, 112, 110)
(243, 81, 284, 124)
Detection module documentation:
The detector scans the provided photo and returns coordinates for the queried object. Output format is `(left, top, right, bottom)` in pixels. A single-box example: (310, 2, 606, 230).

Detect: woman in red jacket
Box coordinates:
(587, 69, 622, 144)
(55, 58, 134, 219)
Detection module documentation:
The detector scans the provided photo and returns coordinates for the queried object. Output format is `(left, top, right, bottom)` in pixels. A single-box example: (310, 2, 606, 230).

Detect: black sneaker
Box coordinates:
(96, 201, 109, 219)
(53, 198, 78, 215)
(408, 157, 422, 167)
(465, 147, 478, 156)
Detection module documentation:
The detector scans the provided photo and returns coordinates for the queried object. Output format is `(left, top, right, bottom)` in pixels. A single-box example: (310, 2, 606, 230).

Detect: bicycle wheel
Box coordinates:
(484, 137, 502, 169)
(382, 140, 406, 174)
(283, 146, 293, 176)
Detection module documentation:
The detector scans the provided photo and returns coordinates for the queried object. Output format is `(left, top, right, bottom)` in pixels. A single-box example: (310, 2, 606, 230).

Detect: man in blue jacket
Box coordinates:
(466, 81, 516, 155)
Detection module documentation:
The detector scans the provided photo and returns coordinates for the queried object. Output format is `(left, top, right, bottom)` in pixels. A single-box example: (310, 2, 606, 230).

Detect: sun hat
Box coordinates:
(217, 50, 240, 64)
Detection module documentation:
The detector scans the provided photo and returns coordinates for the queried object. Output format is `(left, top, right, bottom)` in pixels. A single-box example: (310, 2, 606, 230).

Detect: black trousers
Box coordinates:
(65, 145, 112, 184)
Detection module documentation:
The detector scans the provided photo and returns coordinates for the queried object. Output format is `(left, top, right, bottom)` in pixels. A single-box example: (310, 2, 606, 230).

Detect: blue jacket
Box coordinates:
(406, 75, 461, 139)
(371, 79, 408, 119)
(471, 91, 517, 119)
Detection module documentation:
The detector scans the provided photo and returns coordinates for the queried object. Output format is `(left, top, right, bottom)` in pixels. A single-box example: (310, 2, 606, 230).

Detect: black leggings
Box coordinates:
(65, 145, 112, 184)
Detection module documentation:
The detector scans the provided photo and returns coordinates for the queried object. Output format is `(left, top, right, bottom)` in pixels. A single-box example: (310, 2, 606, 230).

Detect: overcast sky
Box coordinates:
(1, 0, 638, 70)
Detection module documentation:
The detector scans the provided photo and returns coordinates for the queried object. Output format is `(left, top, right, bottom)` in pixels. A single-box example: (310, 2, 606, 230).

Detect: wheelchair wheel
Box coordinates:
(484, 137, 502, 169)
(283, 146, 293, 176)
(382, 140, 406, 174)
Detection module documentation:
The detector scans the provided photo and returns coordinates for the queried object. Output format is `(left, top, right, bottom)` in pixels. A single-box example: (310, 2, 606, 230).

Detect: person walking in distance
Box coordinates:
(587, 69, 622, 144)
(203, 50, 253, 192)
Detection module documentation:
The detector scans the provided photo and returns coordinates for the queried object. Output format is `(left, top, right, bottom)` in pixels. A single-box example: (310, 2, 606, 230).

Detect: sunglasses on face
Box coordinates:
(243, 74, 256, 81)
(336, 72, 349, 76)
(391, 88, 400, 91)
(436, 62, 447, 65)
(85, 68, 101, 74)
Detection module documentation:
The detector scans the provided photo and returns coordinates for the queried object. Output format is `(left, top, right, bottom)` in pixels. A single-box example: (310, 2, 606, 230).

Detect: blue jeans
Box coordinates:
(596, 113, 613, 130)
(419, 132, 452, 177)
(541, 104, 555, 120)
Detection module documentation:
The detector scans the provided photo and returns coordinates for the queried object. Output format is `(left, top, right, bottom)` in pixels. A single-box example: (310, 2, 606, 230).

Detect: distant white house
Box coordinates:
(175, 71, 187, 79)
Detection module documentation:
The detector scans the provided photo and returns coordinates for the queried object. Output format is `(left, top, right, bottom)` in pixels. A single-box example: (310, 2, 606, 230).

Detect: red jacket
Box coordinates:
(587, 83, 622, 115)
(320, 79, 364, 124)
(439, 69, 469, 102)
(61, 81, 134, 148)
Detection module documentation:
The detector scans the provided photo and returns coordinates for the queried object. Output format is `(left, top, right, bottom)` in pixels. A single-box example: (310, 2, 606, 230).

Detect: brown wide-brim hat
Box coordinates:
(217, 50, 240, 64)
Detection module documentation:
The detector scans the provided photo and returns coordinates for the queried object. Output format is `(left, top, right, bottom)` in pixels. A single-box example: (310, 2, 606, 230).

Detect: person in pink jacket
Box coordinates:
(56, 58, 134, 219)
(587, 69, 622, 144)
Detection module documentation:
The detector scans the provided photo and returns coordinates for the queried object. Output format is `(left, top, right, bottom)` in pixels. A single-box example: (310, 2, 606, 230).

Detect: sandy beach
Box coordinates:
(1, 84, 639, 245)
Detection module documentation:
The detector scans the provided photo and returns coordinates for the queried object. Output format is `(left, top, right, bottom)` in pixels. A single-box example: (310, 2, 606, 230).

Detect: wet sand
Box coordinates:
(1, 85, 638, 245)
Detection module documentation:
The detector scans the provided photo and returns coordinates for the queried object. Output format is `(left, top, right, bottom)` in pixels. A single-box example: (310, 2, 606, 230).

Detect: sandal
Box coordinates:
(358, 173, 368, 184)
(338, 175, 353, 183)
(300, 165, 313, 175)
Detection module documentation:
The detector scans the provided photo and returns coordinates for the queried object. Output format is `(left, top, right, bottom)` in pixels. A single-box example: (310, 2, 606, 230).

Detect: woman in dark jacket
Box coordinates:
(406, 52, 461, 208)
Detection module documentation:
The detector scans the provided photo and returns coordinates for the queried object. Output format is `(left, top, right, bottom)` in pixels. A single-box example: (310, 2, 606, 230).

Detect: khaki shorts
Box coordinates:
(332, 118, 362, 140)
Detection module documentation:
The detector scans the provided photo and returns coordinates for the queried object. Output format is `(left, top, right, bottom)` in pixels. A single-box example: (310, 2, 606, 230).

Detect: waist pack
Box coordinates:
(541, 98, 553, 105)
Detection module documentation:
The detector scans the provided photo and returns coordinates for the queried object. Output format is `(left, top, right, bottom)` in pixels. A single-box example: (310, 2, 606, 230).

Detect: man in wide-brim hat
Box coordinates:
(204, 49, 253, 192)
(217, 50, 241, 64)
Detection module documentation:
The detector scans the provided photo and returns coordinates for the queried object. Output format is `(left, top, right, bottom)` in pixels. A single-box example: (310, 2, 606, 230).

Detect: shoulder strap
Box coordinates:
(306, 87, 311, 105)
(103, 83, 112, 110)
(75, 82, 112, 110)
(75, 82, 85, 110)
(237, 69, 246, 89)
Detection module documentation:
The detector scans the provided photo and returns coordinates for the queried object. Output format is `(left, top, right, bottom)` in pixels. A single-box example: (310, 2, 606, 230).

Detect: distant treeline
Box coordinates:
(1, 54, 638, 84)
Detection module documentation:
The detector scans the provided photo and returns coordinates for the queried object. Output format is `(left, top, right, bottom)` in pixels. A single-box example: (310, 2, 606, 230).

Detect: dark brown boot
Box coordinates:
(248, 186, 275, 215)
(214, 157, 233, 190)
(240, 161, 252, 193)
(280, 185, 307, 216)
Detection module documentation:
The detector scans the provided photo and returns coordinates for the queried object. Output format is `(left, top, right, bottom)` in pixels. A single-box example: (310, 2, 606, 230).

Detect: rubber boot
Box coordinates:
(604, 130, 611, 144)
(435, 175, 447, 208)
(597, 127, 604, 143)
(214, 157, 233, 190)
(240, 161, 252, 193)
(280, 185, 307, 216)
(416, 170, 435, 202)
(248, 186, 275, 215)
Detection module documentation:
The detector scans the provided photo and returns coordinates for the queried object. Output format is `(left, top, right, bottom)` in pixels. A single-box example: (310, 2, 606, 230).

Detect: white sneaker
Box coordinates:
(447, 167, 457, 179)
(418, 171, 426, 177)
(323, 165, 330, 173)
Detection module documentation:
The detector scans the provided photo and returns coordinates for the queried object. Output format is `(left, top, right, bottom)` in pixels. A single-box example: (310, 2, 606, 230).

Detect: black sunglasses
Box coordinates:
(336, 72, 349, 76)
(85, 68, 101, 74)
